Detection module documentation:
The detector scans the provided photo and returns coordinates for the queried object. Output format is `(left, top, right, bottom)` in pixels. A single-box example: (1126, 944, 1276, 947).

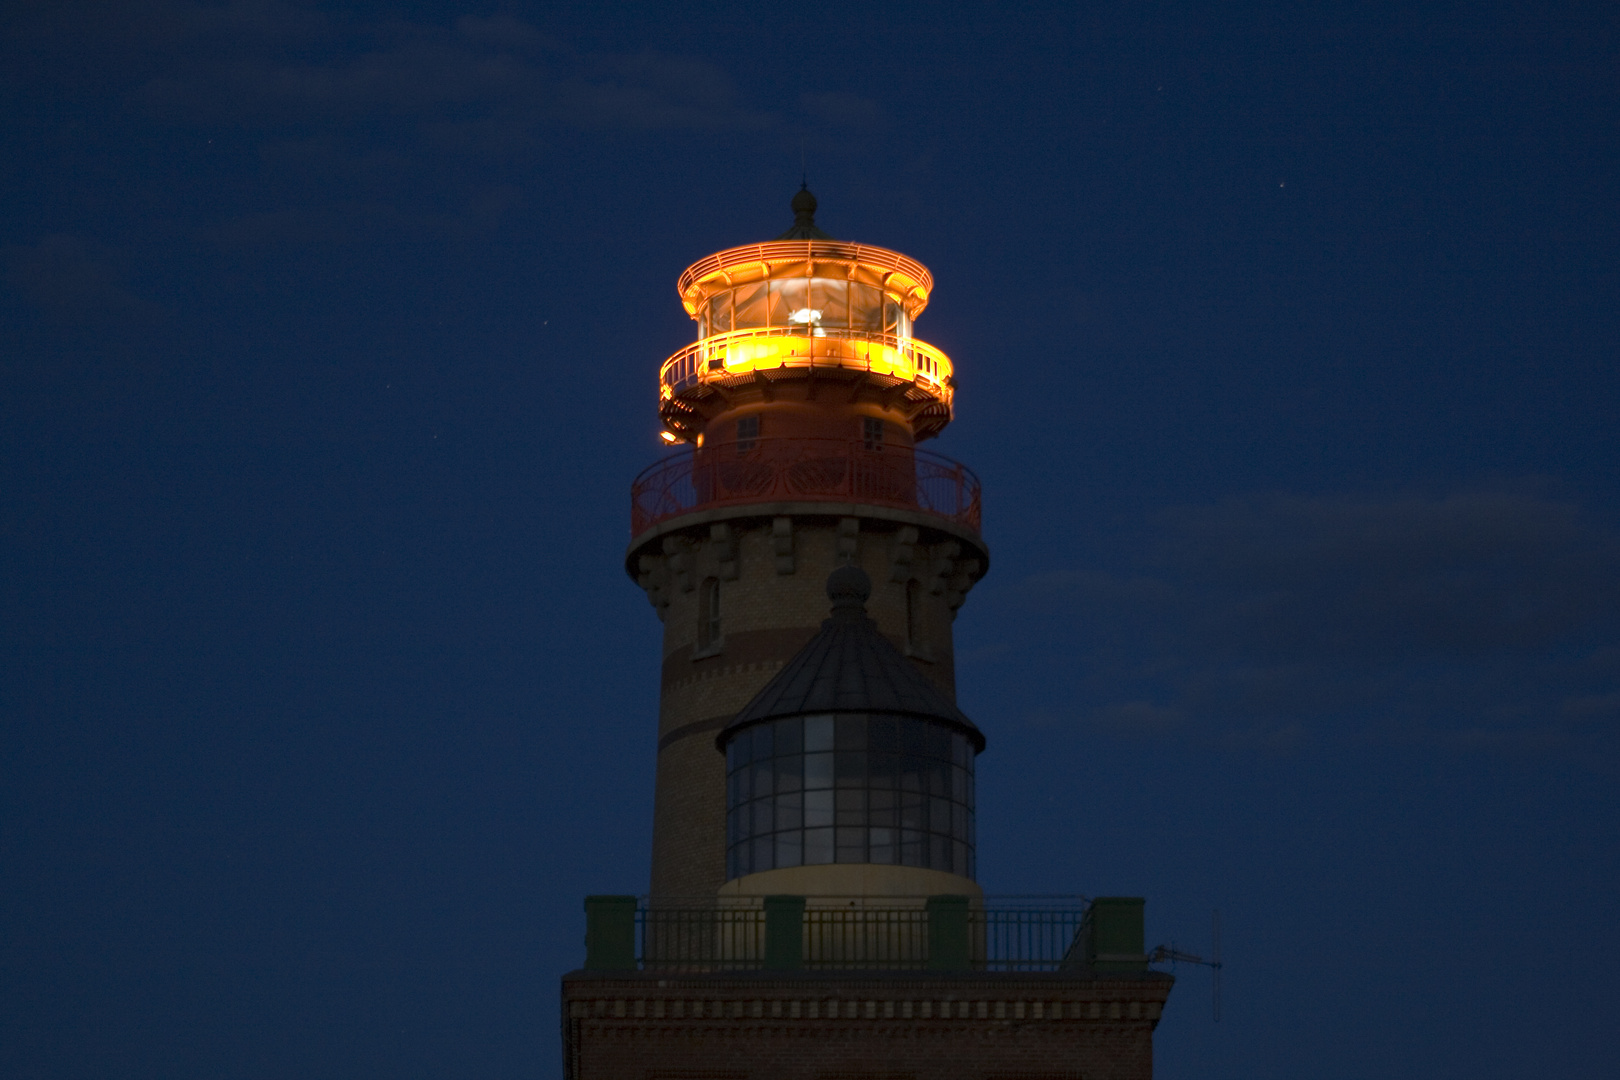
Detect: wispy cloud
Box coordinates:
(123, 6, 774, 135)
(979, 487, 1620, 758)
(16, 3, 777, 249)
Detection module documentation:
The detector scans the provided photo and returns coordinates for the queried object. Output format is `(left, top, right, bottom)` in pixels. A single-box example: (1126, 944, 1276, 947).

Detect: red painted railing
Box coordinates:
(630, 438, 982, 537)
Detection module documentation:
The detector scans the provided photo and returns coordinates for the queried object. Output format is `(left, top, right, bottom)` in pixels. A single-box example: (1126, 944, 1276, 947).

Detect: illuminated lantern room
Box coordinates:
(633, 190, 980, 541)
(659, 187, 954, 448)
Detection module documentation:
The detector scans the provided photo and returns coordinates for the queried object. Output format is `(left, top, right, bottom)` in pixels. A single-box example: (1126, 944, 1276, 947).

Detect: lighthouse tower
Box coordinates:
(563, 192, 1174, 1080)
(628, 189, 990, 900)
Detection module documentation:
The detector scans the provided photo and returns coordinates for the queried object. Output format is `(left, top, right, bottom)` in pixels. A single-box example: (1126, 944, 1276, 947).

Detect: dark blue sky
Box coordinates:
(3, 2, 1617, 1078)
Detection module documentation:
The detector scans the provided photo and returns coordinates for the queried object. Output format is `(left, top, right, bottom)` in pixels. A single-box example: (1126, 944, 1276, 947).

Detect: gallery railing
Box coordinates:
(582, 896, 1099, 974)
(658, 326, 953, 403)
(630, 438, 982, 536)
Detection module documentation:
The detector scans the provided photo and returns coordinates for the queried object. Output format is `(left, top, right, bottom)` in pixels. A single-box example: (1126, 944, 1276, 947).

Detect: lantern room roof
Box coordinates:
(676, 191, 934, 318)
(718, 566, 985, 752)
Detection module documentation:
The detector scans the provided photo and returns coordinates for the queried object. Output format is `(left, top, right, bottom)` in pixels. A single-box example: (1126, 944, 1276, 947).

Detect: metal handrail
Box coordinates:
(635, 897, 1091, 973)
(629, 437, 982, 537)
(658, 326, 953, 403)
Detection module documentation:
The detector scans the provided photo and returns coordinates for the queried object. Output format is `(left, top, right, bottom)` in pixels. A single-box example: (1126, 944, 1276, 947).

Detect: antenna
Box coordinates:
(1147, 908, 1224, 1022)
(800, 139, 807, 188)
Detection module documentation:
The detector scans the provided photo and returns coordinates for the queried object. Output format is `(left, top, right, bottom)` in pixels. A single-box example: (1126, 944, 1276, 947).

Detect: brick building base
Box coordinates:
(560, 970, 1173, 1080)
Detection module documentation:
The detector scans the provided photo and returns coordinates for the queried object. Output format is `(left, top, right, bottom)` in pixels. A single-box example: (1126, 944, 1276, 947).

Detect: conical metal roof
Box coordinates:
(719, 566, 985, 751)
(776, 185, 834, 240)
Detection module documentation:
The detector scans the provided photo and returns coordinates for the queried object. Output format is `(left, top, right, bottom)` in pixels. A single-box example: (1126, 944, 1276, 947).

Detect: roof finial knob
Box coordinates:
(826, 564, 871, 614)
(790, 185, 818, 229)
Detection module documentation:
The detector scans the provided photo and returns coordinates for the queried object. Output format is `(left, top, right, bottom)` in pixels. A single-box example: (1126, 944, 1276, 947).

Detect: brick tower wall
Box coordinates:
(631, 508, 986, 898)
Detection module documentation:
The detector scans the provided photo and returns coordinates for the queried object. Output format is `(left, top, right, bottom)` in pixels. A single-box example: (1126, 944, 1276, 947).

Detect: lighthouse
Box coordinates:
(627, 188, 990, 901)
(563, 192, 1173, 1080)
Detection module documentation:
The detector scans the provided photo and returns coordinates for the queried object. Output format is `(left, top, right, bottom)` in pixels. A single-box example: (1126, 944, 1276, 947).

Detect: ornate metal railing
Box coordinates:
(630, 438, 982, 537)
(658, 326, 953, 404)
(587, 896, 1093, 973)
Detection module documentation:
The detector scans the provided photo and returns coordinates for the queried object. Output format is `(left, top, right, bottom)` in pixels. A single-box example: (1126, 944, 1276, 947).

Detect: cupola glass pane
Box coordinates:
(722, 713, 976, 881)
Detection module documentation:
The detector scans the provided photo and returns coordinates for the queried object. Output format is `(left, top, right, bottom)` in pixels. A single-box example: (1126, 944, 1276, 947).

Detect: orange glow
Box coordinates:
(659, 326, 953, 403)
(659, 430, 680, 443)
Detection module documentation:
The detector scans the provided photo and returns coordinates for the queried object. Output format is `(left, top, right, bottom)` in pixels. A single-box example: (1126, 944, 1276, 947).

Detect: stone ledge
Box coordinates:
(627, 502, 990, 579)
(566, 998, 1162, 1022)
(561, 970, 1173, 1025)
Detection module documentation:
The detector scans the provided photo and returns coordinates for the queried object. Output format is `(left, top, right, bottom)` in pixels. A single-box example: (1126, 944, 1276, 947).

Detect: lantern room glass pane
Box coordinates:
(708, 292, 732, 334)
(849, 284, 884, 331)
(704, 281, 906, 334)
(733, 282, 768, 327)
(808, 278, 848, 327)
(766, 279, 807, 325)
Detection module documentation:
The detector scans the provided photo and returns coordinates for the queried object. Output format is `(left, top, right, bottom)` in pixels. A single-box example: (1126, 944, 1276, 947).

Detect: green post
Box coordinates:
(927, 894, 971, 971)
(583, 895, 638, 970)
(1085, 897, 1147, 973)
(763, 895, 806, 971)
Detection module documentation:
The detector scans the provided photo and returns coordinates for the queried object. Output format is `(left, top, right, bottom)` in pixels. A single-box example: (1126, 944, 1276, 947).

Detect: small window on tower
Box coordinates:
(862, 416, 885, 451)
(697, 577, 722, 655)
(905, 579, 933, 662)
(737, 415, 760, 454)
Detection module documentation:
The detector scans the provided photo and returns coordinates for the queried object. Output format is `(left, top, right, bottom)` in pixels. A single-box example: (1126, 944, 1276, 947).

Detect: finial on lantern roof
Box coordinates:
(777, 185, 834, 240)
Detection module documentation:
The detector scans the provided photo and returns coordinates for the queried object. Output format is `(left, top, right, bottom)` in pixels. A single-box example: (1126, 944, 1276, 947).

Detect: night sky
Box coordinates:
(3, 3, 1617, 1078)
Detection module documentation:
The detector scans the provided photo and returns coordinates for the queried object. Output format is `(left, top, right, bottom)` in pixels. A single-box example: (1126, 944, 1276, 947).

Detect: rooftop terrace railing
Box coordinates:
(630, 438, 982, 537)
(582, 896, 1118, 974)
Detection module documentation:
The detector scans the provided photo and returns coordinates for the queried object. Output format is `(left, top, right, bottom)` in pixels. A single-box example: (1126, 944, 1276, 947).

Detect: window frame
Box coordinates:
(862, 416, 885, 452)
(695, 576, 724, 658)
(736, 415, 760, 454)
